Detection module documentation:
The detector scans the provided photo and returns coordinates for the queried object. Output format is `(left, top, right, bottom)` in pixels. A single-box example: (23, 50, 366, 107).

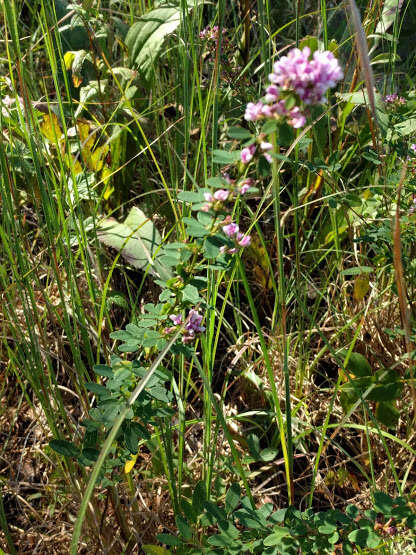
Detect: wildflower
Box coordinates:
(265, 85, 279, 103)
(269, 47, 343, 105)
(200, 25, 227, 42)
(244, 101, 264, 121)
(241, 144, 256, 164)
(223, 222, 239, 237)
(239, 178, 253, 195)
(213, 189, 230, 201)
(170, 314, 183, 325)
(186, 309, 205, 333)
(410, 144, 416, 154)
(384, 93, 406, 107)
(237, 233, 251, 247)
(288, 107, 307, 129)
(260, 141, 273, 151)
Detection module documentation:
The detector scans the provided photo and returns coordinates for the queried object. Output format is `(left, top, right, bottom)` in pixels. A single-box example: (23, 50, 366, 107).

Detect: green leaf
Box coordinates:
(348, 528, 380, 549)
(204, 235, 223, 259)
(93, 364, 113, 378)
(374, 0, 403, 49)
(182, 284, 200, 304)
(225, 483, 241, 514)
(97, 206, 171, 280)
(192, 481, 207, 515)
(264, 527, 290, 545)
(212, 149, 241, 164)
(345, 504, 359, 518)
(373, 492, 394, 515)
(49, 439, 80, 458)
(392, 117, 416, 138)
(156, 534, 181, 547)
(375, 401, 400, 428)
(406, 515, 416, 529)
(175, 515, 192, 541)
(85, 382, 108, 396)
(126, 7, 181, 84)
(227, 127, 253, 140)
(177, 190, 205, 203)
(341, 266, 373, 276)
(340, 350, 372, 377)
(259, 448, 278, 462)
(183, 217, 209, 238)
(204, 501, 227, 523)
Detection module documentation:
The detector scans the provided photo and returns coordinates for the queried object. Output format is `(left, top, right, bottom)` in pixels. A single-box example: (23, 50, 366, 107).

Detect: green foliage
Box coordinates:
(152, 486, 416, 554)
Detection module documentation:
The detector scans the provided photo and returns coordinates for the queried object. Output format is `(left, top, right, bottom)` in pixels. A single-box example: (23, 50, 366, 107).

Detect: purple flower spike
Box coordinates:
(186, 309, 205, 333)
(269, 47, 343, 105)
(241, 144, 256, 164)
(170, 314, 183, 326)
(214, 189, 230, 201)
(223, 222, 239, 237)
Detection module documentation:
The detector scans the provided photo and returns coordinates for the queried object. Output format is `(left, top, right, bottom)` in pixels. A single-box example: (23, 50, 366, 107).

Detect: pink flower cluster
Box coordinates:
(410, 144, 416, 154)
(201, 178, 253, 211)
(384, 94, 406, 107)
(270, 47, 343, 105)
(244, 46, 342, 129)
(200, 25, 227, 41)
(221, 220, 251, 254)
(240, 142, 273, 164)
(165, 309, 205, 343)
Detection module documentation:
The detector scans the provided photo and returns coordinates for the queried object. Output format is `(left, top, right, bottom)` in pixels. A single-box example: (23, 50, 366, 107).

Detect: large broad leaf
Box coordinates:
(126, 7, 182, 83)
(372, 0, 404, 49)
(126, 2, 203, 84)
(97, 207, 171, 280)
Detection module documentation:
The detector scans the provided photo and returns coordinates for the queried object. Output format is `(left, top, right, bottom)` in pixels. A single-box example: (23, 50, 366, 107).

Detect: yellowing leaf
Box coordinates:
(354, 274, 370, 301)
(142, 546, 172, 555)
(124, 455, 137, 474)
(72, 73, 83, 88)
(40, 113, 62, 143)
(77, 120, 95, 151)
(89, 144, 109, 172)
(64, 51, 76, 71)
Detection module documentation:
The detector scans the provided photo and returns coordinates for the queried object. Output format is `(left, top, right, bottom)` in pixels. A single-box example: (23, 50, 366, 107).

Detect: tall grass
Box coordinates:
(1, 0, 416, 551)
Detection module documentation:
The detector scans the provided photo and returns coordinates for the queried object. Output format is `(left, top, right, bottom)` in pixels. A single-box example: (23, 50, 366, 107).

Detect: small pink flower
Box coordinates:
(214, 189, 230, 201)
(260, 141, 273, 152)
(244, 101, 264, 121)
(261, 104, 274, 118)
(410, 144, 416, 154)
(204, 192, 214, 202)
(239, 178, 253, 194)
(265, 85, 279, 103)
(241, 144, 256, 164)
(186, 309, 205, 333)
(237, 234, 251, 247)
(170, 314, 183, 325)
(223, 222, 239, 237)
(263, 153, 273, 163)
(288, 107, 306, 128)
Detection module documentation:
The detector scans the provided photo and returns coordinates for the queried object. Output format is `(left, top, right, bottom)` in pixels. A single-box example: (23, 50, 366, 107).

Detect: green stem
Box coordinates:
(237, 258, 292, 502)
(270, 131, 294, 503)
